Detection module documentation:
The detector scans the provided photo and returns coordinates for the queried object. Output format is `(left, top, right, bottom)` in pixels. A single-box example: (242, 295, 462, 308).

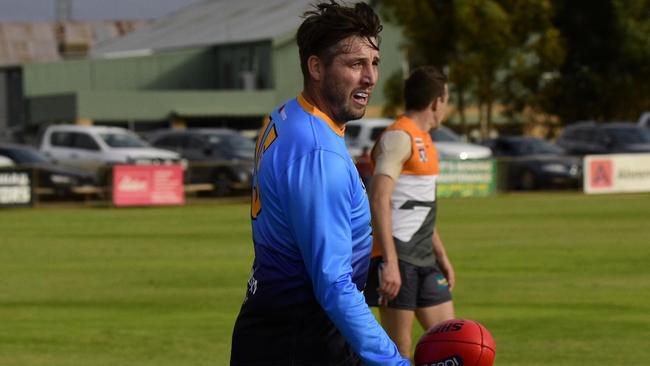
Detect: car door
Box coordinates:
(152, 133, 198, 182)
(69, 132, 105, 174)
(495, 140, 525, 188)
(45, 131, 75, 166)
(561, 128, 600, 155)
(558, 128, 583, 155)
(153, 134, 184, 154)
(183, 135, 213, 183)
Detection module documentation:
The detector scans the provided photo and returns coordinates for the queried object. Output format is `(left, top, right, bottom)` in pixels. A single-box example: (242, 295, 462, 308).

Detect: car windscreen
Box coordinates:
(605, 127, 650, 144)
(514, 139, 565, 155)
(99, 133, 149, 148)
(3, 148, 51, 164)
(208, 133, 255, 157)
(431, 126, 461, 142)
(369, 127, 387, 142)
(345, 125, 361, 139)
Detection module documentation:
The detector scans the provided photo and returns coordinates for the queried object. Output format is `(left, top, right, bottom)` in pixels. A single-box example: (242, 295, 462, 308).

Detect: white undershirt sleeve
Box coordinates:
(372, 130, 411, 181)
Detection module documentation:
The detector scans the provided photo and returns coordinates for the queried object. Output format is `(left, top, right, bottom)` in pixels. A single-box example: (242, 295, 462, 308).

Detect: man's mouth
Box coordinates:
(352, 91, 370, 106)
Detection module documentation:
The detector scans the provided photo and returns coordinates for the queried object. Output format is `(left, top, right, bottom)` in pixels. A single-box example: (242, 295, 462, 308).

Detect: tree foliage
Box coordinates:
(545, 0, 650, 122)
(380, 0, 650, 131)
(380, 0, 563, 136)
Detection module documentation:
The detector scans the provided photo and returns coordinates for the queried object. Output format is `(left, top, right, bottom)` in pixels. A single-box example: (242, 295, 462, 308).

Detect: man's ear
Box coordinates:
(430, 98, 440, 112)
(307, 55, 323, 82)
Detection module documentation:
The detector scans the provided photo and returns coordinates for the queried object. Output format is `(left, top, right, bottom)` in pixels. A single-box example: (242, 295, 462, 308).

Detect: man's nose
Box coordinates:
(362, 64, 378, 86)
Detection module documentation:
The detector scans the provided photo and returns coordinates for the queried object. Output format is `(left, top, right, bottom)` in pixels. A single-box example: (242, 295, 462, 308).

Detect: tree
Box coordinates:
(380, 0, 564, 137)
(545, 0, 650, 123)
(453, 0, 513, 137)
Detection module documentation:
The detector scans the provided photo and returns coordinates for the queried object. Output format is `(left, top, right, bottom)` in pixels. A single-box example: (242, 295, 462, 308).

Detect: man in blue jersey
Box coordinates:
(230, 1, 409, 366)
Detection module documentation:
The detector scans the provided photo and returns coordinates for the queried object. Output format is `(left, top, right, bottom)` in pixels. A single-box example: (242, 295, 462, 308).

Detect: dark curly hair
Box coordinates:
(296, 1, 382, 84)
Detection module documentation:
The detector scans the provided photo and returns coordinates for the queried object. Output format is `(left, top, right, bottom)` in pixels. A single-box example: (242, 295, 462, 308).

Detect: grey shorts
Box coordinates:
(364, 257, 452, 310)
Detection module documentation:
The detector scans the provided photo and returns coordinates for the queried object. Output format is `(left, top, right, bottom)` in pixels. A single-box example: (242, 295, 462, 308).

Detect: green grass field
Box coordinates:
(1, 193, 649, 365)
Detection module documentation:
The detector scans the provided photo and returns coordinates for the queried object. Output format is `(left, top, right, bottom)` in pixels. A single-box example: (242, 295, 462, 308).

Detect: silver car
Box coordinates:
(40, 125, 182, 180)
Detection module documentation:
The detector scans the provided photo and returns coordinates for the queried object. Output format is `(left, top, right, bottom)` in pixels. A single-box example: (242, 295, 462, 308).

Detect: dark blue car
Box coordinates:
(482, 136, 582, 190)
(557, 122, 650, 155)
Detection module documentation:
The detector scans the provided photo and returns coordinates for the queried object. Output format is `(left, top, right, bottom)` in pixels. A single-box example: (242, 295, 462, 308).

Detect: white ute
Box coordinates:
(40, 125, 182, 177)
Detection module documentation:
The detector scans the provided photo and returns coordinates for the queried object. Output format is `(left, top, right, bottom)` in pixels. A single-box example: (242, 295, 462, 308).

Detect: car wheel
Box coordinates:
(520, 170, 537, 190)
(213, 171, 232, 197)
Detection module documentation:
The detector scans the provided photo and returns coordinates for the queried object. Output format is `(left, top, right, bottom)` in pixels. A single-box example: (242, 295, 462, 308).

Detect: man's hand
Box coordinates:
(378, 260, 401, 306)
(437, 255, 455, 291)
(432, 229, 455, 291)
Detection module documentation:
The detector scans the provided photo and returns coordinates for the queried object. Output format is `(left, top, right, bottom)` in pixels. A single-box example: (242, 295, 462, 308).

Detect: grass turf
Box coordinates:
(0, 193, 648, 365)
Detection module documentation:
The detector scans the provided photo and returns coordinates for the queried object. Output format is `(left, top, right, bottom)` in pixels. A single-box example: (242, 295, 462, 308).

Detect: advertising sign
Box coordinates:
(438, 159, 496, 197)
(112, 165, 184, 206)
(0, 169, 32, 207)
(584, 154, 650, 194)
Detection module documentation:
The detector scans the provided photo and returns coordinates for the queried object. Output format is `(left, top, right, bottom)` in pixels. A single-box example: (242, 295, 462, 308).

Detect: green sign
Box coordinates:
(438, 159, 495, 197)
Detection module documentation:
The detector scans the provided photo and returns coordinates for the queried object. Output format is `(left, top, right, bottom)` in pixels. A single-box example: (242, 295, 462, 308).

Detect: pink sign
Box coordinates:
(589, 159, 613, 188)
(112, 165, 185, 206)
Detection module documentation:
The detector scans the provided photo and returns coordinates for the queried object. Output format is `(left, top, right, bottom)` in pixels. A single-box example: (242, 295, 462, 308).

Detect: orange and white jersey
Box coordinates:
(371, 116, 439, 266)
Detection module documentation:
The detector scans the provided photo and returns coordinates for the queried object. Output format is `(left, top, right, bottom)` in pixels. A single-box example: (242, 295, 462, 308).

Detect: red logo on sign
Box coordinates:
(590, 160, 613, 188)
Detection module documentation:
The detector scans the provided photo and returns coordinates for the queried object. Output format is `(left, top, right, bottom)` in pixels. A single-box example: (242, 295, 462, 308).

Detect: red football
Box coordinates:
(414, 319, 496, 366)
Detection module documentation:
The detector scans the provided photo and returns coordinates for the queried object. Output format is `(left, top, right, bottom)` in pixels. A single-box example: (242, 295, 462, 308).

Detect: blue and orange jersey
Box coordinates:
(244, 94, 406, 365)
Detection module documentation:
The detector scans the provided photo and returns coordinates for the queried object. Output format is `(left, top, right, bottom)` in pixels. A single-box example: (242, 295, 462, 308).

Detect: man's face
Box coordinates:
(320, 36, 380, 124)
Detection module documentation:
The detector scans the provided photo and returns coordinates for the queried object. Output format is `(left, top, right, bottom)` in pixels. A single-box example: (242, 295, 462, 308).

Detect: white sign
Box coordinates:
(0, 170, 32, 206)
(584, 154, 650, 194)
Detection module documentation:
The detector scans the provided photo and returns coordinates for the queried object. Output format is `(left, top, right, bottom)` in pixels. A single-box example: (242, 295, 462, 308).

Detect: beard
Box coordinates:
(321, 76, 367, 123)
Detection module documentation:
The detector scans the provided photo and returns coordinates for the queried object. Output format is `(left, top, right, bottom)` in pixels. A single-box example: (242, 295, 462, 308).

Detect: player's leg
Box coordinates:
(379, 260, 420, 358)
(378, 306, 415, 358)
(415, 300, 454, 330)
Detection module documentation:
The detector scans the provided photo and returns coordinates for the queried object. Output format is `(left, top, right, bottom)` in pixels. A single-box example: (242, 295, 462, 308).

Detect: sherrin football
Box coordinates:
(414, 319, 496, 366)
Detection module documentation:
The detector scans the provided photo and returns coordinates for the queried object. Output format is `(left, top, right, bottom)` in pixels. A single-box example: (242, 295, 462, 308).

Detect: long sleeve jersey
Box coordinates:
(231, 94, 408, 366)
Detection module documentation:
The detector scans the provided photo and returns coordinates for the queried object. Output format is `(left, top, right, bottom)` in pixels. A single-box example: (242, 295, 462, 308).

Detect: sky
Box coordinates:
(0, 0, 203, 21)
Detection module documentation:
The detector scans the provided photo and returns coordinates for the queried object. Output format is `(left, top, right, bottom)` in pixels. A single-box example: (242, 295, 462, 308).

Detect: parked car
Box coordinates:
(147, 128, 254, 196)
(556, 121, 650, 155)
(39, 125, 183, 181)
(345, 118, 492, 160)
(482, 136, 582, 190)
(344, 118, 392, 157)
(429, 125, 493, 160)
(0, 143, 96, 197)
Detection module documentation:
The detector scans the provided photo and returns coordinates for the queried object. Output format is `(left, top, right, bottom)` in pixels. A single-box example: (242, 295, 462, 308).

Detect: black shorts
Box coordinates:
(364, 257, 452, 310)
(230, 298, 364, 366)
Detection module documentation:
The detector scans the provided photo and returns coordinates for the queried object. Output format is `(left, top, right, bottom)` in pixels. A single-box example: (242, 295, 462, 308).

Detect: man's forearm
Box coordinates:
(432, 227, 447, 259)
(370, 175, 398, 262)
